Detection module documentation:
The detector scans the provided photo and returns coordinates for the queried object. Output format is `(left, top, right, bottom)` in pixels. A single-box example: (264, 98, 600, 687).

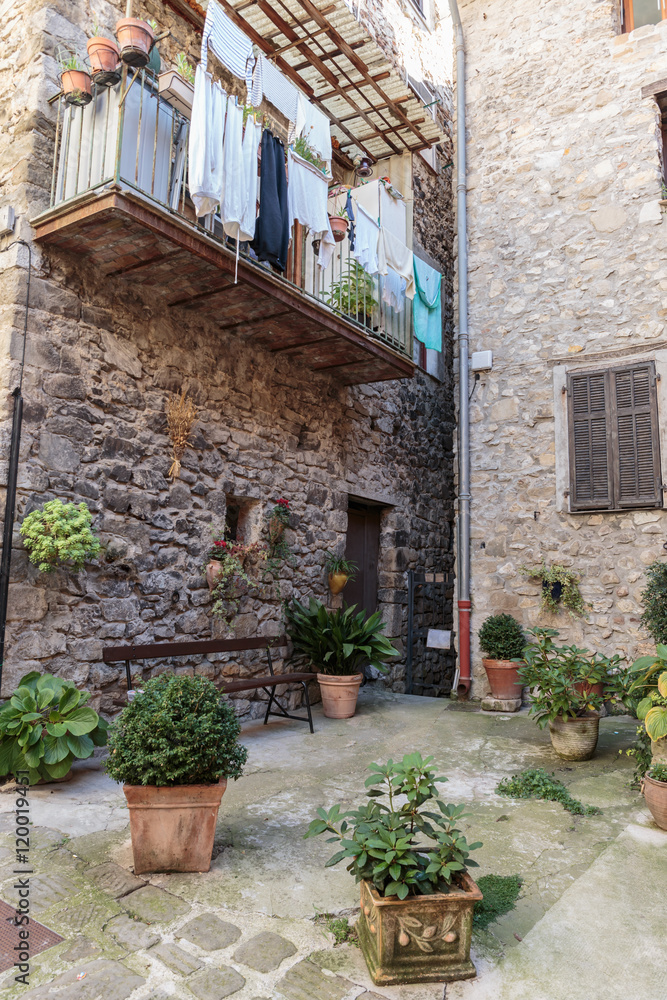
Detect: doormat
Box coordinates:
(0, 899, 63, 972)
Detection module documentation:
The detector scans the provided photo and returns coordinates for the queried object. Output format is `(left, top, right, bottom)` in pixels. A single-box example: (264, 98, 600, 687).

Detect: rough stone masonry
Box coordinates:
(0, 0, 457, 713)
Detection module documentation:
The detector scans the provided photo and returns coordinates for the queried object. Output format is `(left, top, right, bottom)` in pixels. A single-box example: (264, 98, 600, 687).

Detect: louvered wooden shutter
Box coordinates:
(568, 370, 612, 510)
(612, 363, 662, 508)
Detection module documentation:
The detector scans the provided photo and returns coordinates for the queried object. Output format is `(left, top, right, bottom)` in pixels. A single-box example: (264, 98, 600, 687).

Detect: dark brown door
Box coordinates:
(344, 501, 381, 617)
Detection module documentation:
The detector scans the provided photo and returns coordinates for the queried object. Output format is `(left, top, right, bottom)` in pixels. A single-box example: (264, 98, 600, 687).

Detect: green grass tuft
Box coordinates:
(473, 874, 522, 930)
(496, 767, 601, 816)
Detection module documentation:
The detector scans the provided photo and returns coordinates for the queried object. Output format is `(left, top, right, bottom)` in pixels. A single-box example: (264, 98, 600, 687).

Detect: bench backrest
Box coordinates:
(102, 635, 289, 663)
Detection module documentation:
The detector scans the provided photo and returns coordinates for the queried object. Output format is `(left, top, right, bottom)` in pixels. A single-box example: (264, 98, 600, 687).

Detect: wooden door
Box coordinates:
(344, 502, 381, 616)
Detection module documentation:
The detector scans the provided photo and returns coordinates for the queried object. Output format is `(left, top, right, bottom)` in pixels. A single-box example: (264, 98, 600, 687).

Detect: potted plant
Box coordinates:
(0, 673, 108, 785)
(328, 206, 350, 243)
(158, 53, 195, 117)
(104, 674, 247, 873)
(641, 762, 667, 830)
(20, 499, 100, 573)
(640, 561, 667, 645)
(325, 261, 378, 327)
(516, 628, 616, 761)
(204, 534, 263, 626)
(305, 753, 483, 985)
(325, 551, 358, 595)
(285, 597, 398, 718)
(478, 614, 525, 701)
(87, 24, 120, 84)
(268, 498, 290, 548)
(115, 14, 154, 68)
(520, 561, 586, 617)
(628, 645, 667, 762)
(58, 54, 93, 107)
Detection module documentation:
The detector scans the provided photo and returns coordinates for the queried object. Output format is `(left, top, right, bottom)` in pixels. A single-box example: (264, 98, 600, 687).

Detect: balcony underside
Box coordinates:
(32, 189, 414, 386)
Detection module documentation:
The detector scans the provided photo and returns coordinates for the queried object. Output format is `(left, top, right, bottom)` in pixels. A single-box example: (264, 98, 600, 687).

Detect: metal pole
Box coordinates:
(447, 0, 471, 697)
(0, 241, 32, 692)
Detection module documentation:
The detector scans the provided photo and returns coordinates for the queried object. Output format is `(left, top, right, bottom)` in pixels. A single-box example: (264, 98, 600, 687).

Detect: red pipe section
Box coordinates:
(457, 599, 471, 698)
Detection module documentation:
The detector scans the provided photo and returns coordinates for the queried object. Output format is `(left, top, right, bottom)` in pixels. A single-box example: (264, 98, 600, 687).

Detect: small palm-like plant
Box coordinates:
(285, 597, 398, 676)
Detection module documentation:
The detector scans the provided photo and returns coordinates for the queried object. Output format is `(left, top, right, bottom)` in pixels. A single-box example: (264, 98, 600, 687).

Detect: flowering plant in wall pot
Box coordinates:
(205, 535, 265, 627)
(520, 561, 586, 617)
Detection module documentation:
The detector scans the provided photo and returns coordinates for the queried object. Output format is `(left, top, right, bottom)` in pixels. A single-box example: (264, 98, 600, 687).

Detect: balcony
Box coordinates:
(32, 65, 425, 385)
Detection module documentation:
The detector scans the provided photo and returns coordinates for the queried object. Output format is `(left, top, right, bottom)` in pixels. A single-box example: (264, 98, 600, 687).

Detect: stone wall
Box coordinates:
(0, 0, 456, 715)
(457, 0, 667, 693)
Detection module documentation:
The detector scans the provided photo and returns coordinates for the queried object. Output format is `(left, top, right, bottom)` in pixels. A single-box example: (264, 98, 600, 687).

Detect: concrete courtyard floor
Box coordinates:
(0, 689, 665, 1000)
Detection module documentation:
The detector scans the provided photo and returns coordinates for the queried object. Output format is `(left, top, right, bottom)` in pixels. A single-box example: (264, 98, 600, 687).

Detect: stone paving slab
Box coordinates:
(29, 873, 79, 912)
(60, 935, 103, 962)
(187, 965, 246, 999)
(150, 941, 205, 975)
(104, 912, 161, 951)
(51, 898, 120, 935)
(273, 959, 358, 1000)
(20, 959, 144, 999)
(122, 884, 191, 923)
(177, 913, 242, 951)
(233, 931, 297, 972)
(85, 862, 146, 898)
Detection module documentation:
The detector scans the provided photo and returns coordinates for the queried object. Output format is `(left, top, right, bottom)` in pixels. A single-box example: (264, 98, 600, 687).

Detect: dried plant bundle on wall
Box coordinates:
(166, 390, 198, 480)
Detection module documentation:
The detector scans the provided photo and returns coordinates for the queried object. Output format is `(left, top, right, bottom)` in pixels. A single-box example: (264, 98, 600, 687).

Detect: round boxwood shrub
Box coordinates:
(478, 614, 526, 660)
(104, 674, 247, 787)
(640, 561, 667, 645)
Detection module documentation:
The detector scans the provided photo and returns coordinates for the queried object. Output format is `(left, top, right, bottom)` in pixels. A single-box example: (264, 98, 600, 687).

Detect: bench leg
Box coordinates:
(263, 687, 276, 726)
(301, 680, 314, 734)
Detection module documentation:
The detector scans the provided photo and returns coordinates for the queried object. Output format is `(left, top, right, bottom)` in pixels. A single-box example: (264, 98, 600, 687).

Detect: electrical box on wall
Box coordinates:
(0, 206, 15, 238)
(471, 350, 493, 372)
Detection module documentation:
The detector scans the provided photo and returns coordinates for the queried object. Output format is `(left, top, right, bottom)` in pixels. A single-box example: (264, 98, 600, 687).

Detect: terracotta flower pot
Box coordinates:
(123, 779, 227, 874)
(574, 681, 604, 699)
(482, 659, 522, 701)
(357, 874, 482, 986)
(116, 17, 154, 68)
(61, 69, 93, 107)
(206, 559, 224, 590)
(317, 672, 363, 718)
(269, 517, 285, 546)
(328, 571, 349, 595)
(329, 215, 349, 243)
(641, 775, 667, 830)
(548, 714, 599, 761)
(87, 36, 120, 76)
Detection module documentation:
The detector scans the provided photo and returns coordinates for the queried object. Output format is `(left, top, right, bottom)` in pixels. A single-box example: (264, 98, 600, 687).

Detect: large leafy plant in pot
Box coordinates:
(478, 614, 525, 703)
(285, 597, 398, 719)
(626, 645, 667, 763)
(104, 674, 247, 873)
(517, 628, 620, 761)
(305, 753, 482, 985)
(0, 673, 108, 785)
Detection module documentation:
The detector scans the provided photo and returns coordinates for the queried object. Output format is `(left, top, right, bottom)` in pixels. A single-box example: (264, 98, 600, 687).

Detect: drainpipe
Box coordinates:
(447, 0, 471, 698)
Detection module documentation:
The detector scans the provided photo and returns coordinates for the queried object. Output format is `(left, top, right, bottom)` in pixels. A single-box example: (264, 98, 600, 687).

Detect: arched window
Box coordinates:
(622, 0, 667, 31)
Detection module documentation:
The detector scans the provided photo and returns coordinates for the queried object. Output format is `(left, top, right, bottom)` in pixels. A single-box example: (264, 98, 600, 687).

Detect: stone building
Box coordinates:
(0, 0, 457, 713)
(458, 0, 667, 692)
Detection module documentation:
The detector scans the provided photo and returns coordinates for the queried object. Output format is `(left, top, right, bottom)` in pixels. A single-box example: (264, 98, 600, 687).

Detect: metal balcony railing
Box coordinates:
(49, 68, 412, 361)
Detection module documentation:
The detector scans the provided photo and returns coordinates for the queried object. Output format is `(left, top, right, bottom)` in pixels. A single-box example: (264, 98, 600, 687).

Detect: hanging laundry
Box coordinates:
(345, 189, 355, 252)
(250, 130, 290, 273)
(381, 267, 406, 313)
(287, 149, 334, 269)
(220, 99, 244, 239)
(260, 56, 302, 127)
(239, 116, 262, 242)
(413, 256, 442, 350)
(301, 101, 332, 164)
(351, 203, 379, 275)
(378, 228, 415, 299)
(189, 67, 227, 218)
(201, 0, 255, 100)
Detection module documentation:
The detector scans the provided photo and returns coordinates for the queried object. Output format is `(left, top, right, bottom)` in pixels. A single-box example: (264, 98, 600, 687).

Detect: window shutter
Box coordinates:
(567, 370, 612, 510)
(612, 363, 662, 508)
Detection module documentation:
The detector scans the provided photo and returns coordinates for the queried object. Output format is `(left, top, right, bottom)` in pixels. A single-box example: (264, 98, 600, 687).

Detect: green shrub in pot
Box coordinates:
(0, 673, 108, 784)
(478, 614, 526, 660)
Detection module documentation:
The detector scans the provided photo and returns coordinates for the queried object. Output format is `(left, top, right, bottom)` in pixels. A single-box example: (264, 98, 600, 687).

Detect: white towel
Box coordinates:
(221, 100, 244, 240)
(351, 204, 379, 275)
(201, 0, 254, 100)
(301, 101, 332, 163)
(381, 267, 406, 312)
(189, 67, 227, 218)
(377, 228, 415, 299)
(287, 150, 334, 268)
(261, 56, 301, 124)
(239, 117, 262, 242)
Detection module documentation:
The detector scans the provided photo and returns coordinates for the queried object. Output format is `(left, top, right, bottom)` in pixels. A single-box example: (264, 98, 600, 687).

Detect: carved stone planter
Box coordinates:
(548, 713, 599, 761)
(357, 875, 482, 986)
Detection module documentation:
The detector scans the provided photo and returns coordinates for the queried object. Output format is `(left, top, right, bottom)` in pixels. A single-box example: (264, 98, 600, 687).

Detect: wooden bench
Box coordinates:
(102, 635, 315, 733)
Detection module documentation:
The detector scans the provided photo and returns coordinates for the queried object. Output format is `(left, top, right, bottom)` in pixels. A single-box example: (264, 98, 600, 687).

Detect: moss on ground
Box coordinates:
(473, 874, 522, 930)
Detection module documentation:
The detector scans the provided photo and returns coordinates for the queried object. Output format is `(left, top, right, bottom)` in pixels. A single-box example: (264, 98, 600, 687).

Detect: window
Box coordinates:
(410, 0, 425, 15)
(567, 362, 662, 511)
(622, 0, 667, 32)
(224, 496, 260, 542)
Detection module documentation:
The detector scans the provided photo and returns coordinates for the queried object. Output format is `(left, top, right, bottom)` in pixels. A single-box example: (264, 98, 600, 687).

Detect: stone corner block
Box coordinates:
(481, 696, 522, 713)
(233, 931, 297, 973)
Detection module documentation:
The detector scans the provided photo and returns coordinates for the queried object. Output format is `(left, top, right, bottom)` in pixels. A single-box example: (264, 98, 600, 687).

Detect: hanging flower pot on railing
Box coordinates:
(328, 215, 349, 243)
(115, 18, 154, 68)
(60, 67, 93, 107)
(87, 36, 121, 86)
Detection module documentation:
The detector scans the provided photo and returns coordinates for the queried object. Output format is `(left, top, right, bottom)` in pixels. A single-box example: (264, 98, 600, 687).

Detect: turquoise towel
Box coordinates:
(413, 256, 441, 351)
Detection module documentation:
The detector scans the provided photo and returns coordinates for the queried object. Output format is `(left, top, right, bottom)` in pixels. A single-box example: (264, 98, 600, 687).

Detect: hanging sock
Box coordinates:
(250, 131, 290, 273)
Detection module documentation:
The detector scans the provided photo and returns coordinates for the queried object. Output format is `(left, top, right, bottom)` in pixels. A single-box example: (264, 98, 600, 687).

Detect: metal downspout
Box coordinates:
(447, 0, 471, 697)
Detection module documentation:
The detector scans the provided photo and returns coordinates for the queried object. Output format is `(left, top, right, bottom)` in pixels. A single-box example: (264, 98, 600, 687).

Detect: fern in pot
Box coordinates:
(285, 597, 398, 719)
